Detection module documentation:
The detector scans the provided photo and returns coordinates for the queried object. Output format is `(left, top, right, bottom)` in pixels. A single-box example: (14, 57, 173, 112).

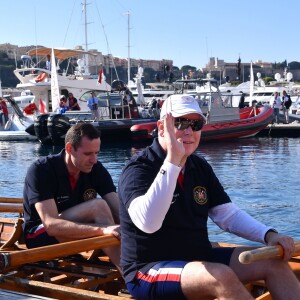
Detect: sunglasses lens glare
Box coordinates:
(174, 118, 204, 131)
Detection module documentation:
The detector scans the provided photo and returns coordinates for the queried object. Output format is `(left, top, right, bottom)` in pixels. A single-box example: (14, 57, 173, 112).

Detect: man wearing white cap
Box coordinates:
(118, 94, 299, 300)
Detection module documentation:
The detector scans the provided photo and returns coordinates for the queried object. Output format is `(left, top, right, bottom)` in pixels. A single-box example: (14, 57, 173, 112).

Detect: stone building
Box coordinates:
(205, 57, 276, 83)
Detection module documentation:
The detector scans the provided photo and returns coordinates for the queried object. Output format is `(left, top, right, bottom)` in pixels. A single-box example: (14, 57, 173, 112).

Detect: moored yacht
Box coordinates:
(13, 47, 111, 114)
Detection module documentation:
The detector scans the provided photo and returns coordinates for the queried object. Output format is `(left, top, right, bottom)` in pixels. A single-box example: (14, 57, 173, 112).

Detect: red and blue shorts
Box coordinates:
(25, 224, 59, 248)
(126, 247, 235, 300)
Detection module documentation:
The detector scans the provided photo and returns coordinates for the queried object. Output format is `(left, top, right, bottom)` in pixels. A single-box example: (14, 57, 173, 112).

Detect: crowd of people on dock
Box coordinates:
(22, 95, 300, 299)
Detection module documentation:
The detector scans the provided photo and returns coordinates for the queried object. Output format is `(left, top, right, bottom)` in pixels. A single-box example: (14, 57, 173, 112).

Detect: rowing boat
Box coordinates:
(0, 197, 299, 299)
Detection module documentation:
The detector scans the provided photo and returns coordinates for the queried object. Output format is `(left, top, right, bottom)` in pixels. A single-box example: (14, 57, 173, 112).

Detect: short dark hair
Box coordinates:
(65, 123, 101, 150)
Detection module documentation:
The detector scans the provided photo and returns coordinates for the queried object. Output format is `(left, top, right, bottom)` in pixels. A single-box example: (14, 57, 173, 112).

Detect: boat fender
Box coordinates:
(35, 72, 47, 82)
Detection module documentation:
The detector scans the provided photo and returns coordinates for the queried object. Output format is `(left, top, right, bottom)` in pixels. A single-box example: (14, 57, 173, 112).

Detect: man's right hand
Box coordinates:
(164, 112, 185, 166)
(103, 225, 121, 240)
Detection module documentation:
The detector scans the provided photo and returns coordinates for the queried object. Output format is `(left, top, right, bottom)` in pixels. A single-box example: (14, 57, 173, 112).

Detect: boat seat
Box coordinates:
(0, 217, 25, 250)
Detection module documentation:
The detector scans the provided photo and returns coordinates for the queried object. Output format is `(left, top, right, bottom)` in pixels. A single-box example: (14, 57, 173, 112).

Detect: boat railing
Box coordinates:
(14, 68, 51, 84)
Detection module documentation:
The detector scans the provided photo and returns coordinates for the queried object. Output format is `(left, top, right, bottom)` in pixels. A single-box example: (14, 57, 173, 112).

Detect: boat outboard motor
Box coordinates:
(47, 114, 70, 145)
(25, 123, 36, 136)
(34, 114, 51, 144)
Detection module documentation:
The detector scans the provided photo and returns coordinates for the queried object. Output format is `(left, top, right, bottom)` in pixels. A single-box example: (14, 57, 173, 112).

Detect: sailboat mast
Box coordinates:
(84, 0, 88, 51)
(83, 0, 89, 74)
(127, 11, 130, 85)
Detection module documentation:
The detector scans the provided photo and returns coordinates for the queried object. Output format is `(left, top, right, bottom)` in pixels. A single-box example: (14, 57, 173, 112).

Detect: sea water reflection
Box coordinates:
(1, 137, 299, 245)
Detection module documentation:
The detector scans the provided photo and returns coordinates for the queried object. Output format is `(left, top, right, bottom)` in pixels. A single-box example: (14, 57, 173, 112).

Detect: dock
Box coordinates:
(256, 113, 300, 138)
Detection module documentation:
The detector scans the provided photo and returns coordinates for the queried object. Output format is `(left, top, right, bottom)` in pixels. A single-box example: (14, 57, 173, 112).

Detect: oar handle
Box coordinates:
(239, 241, 300, 264)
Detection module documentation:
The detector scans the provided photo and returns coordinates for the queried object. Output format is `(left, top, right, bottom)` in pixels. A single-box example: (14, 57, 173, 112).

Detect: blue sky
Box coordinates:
(1, 0, 299, 69)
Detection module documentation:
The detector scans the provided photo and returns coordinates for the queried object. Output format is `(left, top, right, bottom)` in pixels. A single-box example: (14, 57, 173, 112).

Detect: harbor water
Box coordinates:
(1, 137, 299, 246)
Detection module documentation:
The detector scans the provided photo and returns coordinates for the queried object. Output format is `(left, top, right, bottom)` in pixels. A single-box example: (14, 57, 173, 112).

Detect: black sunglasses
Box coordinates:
(174, 118, 205, 131)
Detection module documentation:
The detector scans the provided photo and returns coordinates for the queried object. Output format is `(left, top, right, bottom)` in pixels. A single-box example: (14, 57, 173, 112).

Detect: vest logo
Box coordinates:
(83, 189, 97, 201)
(193, 186, 208, 205)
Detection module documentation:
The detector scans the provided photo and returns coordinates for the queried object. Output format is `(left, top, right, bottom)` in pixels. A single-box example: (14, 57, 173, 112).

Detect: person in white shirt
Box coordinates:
(45, 54, 51, 71)
(272, 92, 282, 124)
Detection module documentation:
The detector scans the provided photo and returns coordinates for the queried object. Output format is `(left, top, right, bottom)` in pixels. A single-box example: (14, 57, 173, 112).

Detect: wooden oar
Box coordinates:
(0, 203, 23, 213)
(239, 241, 300, 264)
(0, 235, 120, 272)
(0, 197, 23, 203)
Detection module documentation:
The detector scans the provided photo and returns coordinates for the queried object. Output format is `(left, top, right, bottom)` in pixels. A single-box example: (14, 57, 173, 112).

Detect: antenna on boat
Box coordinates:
(126, 11, 131, 86)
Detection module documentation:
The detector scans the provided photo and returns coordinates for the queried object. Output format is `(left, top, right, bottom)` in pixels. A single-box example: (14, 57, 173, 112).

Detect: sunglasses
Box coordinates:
(174, 118, 205, 131)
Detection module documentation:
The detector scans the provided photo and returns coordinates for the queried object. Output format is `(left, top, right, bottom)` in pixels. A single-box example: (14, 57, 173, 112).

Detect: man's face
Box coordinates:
(67, 136, 101, 173)
(174, 113, 202, 157)
(158, 113, 202, 158)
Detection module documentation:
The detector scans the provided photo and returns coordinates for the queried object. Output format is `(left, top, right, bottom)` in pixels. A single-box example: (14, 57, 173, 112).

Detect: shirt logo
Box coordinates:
(171, 192, 180, 204)
(83, 189, 97, 201)
(193, 186, 208, 205)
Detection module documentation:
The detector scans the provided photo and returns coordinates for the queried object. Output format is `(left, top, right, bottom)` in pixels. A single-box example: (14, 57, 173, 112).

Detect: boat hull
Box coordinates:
(0, 131, 37, 141)
(131, 106, 274, 142)
(29, 113, 158, 145)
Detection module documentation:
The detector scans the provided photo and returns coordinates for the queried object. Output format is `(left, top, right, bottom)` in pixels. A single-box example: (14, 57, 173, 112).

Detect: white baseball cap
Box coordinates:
(160, 94, 206, 122)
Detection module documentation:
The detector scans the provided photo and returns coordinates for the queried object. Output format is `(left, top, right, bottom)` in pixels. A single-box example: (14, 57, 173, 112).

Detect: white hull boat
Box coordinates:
(0, 98, 36, 141)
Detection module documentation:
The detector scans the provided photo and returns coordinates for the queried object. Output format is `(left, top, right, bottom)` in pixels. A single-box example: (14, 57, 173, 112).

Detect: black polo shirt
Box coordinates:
(118, 138, 231, 283)
(23, 149, 116, 235)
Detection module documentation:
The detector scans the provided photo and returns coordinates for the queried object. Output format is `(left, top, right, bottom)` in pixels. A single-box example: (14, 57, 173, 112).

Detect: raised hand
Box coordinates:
(164, 112, 185, 167)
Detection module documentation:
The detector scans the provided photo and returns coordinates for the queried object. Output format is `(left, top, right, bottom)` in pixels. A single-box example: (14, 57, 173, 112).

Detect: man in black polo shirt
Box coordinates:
(118, 94, 299, 299)
(23, 123, 120, 268)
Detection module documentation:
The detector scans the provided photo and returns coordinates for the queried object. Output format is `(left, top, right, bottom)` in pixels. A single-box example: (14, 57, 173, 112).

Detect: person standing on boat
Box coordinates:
(118, 94, 300, 300)
(45, 54, 51, 71)
(87, 91, 99, 121)
(23, 123, 120, 269)
(238, 92, 245, 109)
(59, 95, 69, 114)
(0, 97, 9, 126)
(67, 93, 80, 111)
(282, 90, 291, 124)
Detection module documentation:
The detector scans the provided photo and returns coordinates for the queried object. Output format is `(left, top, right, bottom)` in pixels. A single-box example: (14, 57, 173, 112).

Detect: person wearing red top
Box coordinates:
(67, 93, 80, 111)
(0, 97, 9, 126)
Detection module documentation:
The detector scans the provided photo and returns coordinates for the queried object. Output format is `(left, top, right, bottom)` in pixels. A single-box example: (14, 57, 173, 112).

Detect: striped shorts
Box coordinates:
(25, 223, 59, 248)
(126, 247, 235, 300)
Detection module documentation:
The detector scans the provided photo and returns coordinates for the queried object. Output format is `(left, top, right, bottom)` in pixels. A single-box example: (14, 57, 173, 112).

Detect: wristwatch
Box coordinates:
(264, 228, 278, 243)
